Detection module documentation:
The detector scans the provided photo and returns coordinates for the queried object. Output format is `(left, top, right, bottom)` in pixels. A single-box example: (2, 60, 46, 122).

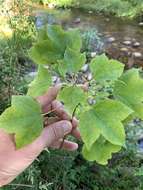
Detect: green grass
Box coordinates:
(73, 0, 143, 18)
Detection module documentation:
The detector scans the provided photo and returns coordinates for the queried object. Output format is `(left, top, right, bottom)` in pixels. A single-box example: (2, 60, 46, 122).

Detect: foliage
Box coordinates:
(3, 120, 143, 189)
(1, 25, 143, 166)
(82, 28, 104, 57)
(48, 0, 143, 18)
(0, 0, 36, 114)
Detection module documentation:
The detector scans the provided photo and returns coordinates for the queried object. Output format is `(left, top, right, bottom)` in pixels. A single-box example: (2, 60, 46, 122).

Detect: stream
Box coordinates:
(35, 8, 143, 67)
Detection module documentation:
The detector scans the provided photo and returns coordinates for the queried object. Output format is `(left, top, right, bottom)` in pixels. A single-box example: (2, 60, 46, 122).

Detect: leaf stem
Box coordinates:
(59, 103, 81, 149)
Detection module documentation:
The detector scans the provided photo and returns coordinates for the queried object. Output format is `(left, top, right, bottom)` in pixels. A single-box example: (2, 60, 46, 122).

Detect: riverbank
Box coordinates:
(39, 0, 143, 19)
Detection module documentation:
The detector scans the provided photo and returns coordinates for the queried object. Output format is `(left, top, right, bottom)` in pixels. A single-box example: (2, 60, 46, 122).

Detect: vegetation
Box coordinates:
(0, 0, 143, 189)
(74, 0, 143, 18)
(36, 0, 143, 18)
(0, 0, 36, 113)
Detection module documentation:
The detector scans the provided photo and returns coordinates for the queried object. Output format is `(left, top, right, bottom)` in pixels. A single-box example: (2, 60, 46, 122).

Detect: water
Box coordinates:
(35, 8, 143, 67)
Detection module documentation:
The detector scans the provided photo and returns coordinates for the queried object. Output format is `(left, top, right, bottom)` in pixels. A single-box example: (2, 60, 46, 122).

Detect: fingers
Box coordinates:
(50, 139, 78, 151)
(51, 100, 71, 120)
(51, 102, 81, 139)
(0, 129, 15, 152)
(72, 128, 81, 139)
(36, 85, 61, 112)
(18, 120, 72, 157)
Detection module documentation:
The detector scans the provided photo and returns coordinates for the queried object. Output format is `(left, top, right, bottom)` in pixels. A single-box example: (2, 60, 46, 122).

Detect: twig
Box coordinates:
(7, 183, 34, 188)
(59, 103, 81, 149)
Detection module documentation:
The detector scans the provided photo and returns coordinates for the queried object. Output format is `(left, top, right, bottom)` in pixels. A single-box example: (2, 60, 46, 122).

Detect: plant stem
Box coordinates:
(59, 103, 81, 149)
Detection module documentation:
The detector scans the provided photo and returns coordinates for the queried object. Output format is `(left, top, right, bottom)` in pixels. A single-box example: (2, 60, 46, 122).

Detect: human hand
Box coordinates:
(0, 86, 80, 187)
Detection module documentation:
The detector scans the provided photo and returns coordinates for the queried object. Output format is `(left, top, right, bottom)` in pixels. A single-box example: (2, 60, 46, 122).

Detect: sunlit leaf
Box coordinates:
(0, 96, 43, 148)
(113, 69, 143, 119)
(57, 85, 87, 115)
(27, 65, 52, 97)
(58, 47, 86, 76)
(90, 54, 124, 82)
(79, 99, 132, 150)
(82, 136, 121, 165)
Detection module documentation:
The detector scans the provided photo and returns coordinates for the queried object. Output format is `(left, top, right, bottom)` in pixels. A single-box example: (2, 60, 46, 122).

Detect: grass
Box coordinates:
(73, 0, 143, 18)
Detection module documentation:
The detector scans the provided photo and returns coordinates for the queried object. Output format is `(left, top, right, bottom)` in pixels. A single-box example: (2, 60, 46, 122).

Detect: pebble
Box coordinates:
(120, 47, 129, 52)
(28, 71, 37, 77)
(52, 76, 58, 83)
(122, 40, 132, 46)
(74, 18, 81, 24)
(139, 22, 143, 26)
(81, 64, 89, 72)
(105, 18, 110, 22)
(48, 3, 55, 9)
(91, 52, 97, 58)
(132, 52, 142, 58)
(88, 98, 96, 105)
(132, 42, 140, 48)
(87, 73, 93, 81)
(107, 37, 116, 43)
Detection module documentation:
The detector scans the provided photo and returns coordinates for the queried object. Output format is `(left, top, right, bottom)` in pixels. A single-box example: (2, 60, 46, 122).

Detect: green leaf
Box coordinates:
(57, 85, 87, 115)
(79, 99, 132, 150)
(113, 69, 143, 119)
(29, 39, 63, 65)
(90, 54, 124, 82)
(47, 25, 67, 54)
(29, 25, 83, 66)
(65, 29, 82, 51)
(82, 137, 121, 165)
(0, 96, 43, 148)
(37, 26, 48, 41)
(79, 109, 101, 150)
(58, 47, 86, 76)
(27, 65, 52, 97)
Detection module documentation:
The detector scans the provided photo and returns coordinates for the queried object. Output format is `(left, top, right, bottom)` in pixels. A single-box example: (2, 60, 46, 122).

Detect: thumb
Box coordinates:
(38, 120, 72, 147)
(18, 121, 72, 157)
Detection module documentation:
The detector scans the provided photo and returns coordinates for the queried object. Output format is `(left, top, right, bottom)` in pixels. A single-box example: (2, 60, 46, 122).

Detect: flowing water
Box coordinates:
(35, 8, 143, 67)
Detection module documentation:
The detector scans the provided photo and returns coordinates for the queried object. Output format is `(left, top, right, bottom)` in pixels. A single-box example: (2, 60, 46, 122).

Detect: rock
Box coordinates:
(81, 64, 89, 72)
(91, 52, 97, 58)
(120, 47, 129, 52)
(139, 22, 143, 26)
(122, 40, 132, 46)
(105, 18, 110, 22)
(87, 73, 92, 81)
(88, 98, 96, 105)
(132, 42, 140, 48)
(133, 52, 142, 58)
(48, 3, 55, 9)
(74, 18, 81, 24)
(107, 37, 116, 43)
(28, 71, 37, 77)
(52, 76, 61, 84)
(88, 10, 93, 14)
(52, 76, 58, 83)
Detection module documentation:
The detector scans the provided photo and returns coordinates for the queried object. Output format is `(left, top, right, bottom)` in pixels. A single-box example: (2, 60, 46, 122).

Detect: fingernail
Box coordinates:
(62, 121, 72, 134)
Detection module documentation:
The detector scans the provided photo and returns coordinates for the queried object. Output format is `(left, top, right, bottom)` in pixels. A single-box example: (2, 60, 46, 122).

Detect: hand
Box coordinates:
(0, 86, 80, 187)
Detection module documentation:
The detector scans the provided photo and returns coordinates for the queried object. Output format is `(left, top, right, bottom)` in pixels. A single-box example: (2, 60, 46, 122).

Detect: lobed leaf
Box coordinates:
(58, 47, 86, 76)
(79, 99, 132, 150)
(90, 54, 124, 82)
(82, 137, 121, 165)
(27, 65, 52, 97)
(0, 96, 43, 148)
(57, 85, 87, 115)
(113, 69, 143, 119)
